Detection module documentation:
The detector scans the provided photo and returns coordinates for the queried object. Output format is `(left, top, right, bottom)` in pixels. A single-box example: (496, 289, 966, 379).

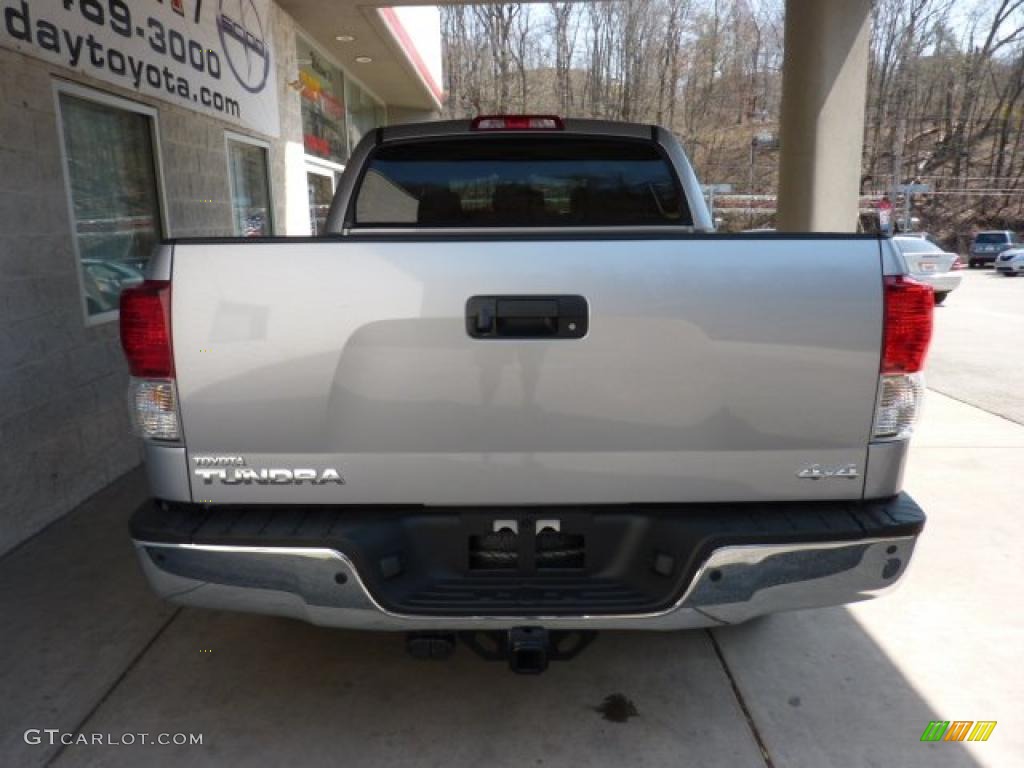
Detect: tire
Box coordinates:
(1004, 272, 1018, 277)
(968, 260, 978, 268)
(934, 292, 948, 304)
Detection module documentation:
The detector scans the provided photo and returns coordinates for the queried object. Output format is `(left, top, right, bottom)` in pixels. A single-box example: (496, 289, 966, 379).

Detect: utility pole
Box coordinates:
(889, 116, 906, 233)
(749, 136, 757, 195)
(701, 184, 732, 229)
(749, 137, 756, 228)
(903, 186, 912, 234)
(895, 183, 931, 234)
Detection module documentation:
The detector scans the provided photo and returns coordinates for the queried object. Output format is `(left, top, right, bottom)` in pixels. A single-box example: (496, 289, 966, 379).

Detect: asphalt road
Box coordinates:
(927, 268, 1024, 425)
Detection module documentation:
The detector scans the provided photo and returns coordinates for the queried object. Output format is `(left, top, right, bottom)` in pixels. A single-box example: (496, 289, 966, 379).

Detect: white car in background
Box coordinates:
(994, 247, 1024, 276)
(892, 234, 964, 304)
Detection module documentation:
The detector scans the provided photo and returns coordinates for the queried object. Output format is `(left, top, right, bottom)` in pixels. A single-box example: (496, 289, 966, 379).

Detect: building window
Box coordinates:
(306, 164, 337, 235)
(297, 36, 349, 165)
(293, 33, 387, 235)
(346, 77, 387, 150)
(55, 85, 165, 323)
(226, 134, 274, 237)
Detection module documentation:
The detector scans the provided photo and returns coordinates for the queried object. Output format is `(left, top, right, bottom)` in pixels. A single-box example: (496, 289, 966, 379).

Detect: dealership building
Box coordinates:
(0, 0, 442, 554)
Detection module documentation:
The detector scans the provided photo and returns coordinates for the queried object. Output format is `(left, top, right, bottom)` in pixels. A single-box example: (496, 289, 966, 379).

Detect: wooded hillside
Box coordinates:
(441, 0, 1024, 241)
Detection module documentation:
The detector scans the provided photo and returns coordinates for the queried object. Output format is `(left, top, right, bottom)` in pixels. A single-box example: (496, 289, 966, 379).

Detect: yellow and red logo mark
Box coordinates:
(921, 721, 996, 742)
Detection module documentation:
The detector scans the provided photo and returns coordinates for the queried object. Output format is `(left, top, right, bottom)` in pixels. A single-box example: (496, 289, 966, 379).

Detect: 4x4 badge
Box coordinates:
(797, 464, 859, 480)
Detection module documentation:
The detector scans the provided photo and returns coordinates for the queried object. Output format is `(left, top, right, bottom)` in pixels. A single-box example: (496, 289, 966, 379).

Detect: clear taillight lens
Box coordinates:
(130, 378, 180, 441)
(872, 372, 924, 440)
(873, 276, 932, 441)
(121, 281, 179, 441)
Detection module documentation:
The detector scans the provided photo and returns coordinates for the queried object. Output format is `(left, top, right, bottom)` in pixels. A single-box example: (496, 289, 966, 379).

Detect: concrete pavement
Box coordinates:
(713, 392, 1024, 768)
(48, 616, 768, 768)
(0, 469, 175, 765)
(927, 268, 1024, 425)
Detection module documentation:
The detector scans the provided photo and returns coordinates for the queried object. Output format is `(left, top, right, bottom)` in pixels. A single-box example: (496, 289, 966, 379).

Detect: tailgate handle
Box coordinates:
(466, 296, 588, 339)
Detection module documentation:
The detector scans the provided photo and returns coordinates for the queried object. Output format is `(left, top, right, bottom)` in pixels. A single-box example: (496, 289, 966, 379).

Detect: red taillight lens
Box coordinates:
(471, 115, 564, 131)
(882, 276, 933, 374)
(120, 280, 173, 378)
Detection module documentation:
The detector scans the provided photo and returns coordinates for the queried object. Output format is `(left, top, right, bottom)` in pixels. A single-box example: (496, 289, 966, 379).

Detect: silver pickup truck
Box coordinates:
(123, 116, 932, 672)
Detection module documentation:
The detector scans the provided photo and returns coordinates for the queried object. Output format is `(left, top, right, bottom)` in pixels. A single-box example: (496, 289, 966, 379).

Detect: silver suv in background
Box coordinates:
(968, 230, 1021, 268)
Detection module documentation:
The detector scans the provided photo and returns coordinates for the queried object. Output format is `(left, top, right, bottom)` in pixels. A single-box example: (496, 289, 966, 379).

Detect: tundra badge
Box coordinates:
(192, 456, 345, 485)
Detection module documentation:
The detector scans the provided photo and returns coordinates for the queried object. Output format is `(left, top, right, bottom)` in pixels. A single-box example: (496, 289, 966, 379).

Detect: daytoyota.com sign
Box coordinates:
(1, 0, 280, 136)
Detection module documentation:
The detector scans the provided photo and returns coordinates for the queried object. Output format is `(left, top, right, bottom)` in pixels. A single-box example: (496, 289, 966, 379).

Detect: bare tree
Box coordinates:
(549, 2, 580, 113)
(440, 0, 1024, 237)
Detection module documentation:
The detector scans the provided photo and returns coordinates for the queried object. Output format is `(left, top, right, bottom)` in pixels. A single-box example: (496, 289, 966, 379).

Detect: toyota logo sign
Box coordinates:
(218, 0, 270, 93)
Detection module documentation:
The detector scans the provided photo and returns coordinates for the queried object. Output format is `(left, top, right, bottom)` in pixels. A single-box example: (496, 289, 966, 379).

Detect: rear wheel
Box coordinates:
(1004, 271, 1019, 277)
(934, 292, 948, 304)
(968, 260, 979, 268)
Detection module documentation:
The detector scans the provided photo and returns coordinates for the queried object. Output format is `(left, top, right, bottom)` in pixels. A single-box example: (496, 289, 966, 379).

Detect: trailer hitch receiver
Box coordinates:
(508, 627, 549, 674)
(457, 627, 597, 674)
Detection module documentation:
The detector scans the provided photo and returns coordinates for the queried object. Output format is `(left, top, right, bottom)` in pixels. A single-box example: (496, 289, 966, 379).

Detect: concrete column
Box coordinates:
(776, 0, 872, 232)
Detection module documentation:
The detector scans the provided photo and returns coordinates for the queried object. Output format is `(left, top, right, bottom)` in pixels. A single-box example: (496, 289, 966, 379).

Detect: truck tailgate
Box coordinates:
(171, 236, 882, 504)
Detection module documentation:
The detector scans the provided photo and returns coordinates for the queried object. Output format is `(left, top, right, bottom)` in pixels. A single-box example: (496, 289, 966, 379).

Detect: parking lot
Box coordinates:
(928, 268, 1024, 424)
(2, 269, 1022, 768)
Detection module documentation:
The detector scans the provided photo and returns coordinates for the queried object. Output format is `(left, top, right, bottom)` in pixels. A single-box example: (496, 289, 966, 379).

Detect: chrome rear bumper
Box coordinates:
(134, 534, 918, 630)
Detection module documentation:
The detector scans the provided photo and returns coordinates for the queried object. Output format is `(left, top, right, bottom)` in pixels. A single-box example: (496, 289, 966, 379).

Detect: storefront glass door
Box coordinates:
(307, 166, 337, 235)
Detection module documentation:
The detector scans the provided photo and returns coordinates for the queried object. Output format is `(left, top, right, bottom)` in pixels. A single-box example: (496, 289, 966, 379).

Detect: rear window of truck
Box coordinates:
(351, 137, 690, 228)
